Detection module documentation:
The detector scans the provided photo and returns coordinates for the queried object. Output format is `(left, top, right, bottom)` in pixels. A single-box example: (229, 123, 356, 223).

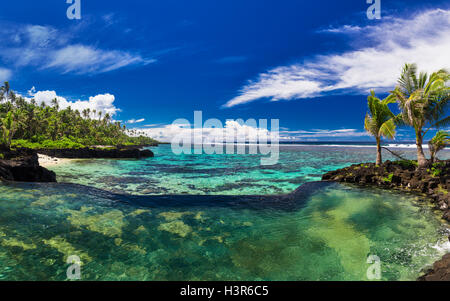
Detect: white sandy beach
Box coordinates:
(38, 154, 72, 167)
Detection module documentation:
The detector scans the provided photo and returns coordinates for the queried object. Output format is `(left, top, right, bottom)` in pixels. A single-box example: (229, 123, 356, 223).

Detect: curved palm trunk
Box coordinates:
(416, 132, 427, 167)
(430, 153, 435, 164)
(376, 136, 382, 165)
(429, 146, 436, 164)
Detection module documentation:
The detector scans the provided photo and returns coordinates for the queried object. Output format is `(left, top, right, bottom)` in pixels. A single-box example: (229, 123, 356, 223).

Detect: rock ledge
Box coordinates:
(0, 148, 56, 182)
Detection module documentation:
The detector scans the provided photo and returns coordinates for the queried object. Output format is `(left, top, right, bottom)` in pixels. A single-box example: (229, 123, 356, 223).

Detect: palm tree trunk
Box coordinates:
(430, 148, 436, 164)
(376, 136, 382, 165)
(416, 132, 427, 167)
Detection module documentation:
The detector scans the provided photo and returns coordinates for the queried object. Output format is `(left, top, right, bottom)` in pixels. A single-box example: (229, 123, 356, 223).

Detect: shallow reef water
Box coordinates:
(0, 181, 448, 280)
(48, 144, 450, 196)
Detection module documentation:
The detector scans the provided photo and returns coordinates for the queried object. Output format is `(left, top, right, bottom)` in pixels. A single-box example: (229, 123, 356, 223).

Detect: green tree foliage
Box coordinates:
(428, 130, 450, 163)
(0, 82, 158, 150)
(0, 111, 18, 148)
(364, 91, 397, 165)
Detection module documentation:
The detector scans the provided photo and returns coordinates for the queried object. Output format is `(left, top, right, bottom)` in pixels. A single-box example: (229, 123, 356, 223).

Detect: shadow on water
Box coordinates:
(2, 180, 337, 211)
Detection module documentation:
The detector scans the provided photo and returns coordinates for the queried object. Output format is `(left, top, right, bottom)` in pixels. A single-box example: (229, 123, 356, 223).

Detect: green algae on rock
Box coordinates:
(0, 181, 448, 280)
(1, 237, 36, 250)
(43, 236, 92, 264)
(158, 211, 194, 221)
(66, 207, 126, 237)
(158, 220, 193, 238)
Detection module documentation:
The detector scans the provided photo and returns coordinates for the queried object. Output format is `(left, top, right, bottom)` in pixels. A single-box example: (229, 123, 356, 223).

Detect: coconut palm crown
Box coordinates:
(428, 130, 450, 163)
(389, 63, 450, 167)
(364, 90, 397, 165)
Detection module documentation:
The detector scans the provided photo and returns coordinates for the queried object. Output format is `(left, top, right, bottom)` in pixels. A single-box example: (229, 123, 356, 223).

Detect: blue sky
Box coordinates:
(0, 0, 449, 142)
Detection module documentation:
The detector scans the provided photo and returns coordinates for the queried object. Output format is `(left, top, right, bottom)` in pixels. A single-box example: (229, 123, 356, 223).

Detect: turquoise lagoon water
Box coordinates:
(49, 144, 450, 195)
(0, 144, 449, 280)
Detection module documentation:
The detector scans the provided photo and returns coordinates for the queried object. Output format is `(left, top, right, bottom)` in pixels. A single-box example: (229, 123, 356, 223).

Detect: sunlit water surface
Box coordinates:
(0, 145, 448, 280)
(49, 144, 450, 195)
(0, 181, 448, 280)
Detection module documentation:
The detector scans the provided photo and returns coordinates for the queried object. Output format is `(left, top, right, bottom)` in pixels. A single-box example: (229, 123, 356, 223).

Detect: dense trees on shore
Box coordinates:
(364, 63, 449, 167)
(0, 82, 157, 150)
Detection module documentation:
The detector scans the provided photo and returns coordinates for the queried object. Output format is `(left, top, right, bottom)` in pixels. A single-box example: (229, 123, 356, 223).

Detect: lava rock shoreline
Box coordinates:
(0, 148, 56, 182)
(36, 146, 154, 159)
(322, 159, 450, 281)
(0, 146, 154, 182)
(322, 160, 450, 222)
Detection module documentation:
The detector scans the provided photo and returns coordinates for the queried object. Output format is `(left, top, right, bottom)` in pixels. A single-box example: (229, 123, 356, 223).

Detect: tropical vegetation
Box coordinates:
(0, 82, 158, 150)
(364, 91, 397, 165)
(389, 63, 449, 167)
(429, 130, 450, 164)
(365, 63, 449, 167)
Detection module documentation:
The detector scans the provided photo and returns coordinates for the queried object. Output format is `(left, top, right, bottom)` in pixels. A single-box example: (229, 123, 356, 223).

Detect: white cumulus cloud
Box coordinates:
(224, 9, 450, 108)
(136, 120, 279, 143)
(28, 90, 120, 117)
(134, 122, 368, 143)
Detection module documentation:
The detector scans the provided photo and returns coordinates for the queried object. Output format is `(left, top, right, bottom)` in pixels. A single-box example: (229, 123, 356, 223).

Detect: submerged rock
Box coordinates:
(158, 211, 194, 221)
(43, 236, 92, 264)
(66, 207, 126, 238)
(1, 237, 37, 250)
(158, 220, 193, 238)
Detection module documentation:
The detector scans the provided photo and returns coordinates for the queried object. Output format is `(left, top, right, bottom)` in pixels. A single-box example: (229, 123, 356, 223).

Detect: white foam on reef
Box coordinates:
(279, 144, 427, 149)
(300, 144, 377, 148)
(280, 144, 450, 150)
(189, 143, 450, 150)
(386, 144, 428, 149)
(432, 239, 450, 254)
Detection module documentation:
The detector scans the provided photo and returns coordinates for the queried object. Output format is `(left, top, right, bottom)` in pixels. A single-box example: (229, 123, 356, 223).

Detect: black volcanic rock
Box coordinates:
(322, 160, 450, 222)
(36, 147, 154, 159)
(0, 145, 154, 182)
(0, 148, 56, 182)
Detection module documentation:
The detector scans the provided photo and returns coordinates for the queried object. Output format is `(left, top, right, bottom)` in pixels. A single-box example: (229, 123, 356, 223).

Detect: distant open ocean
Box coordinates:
(260, 141, 443, 149)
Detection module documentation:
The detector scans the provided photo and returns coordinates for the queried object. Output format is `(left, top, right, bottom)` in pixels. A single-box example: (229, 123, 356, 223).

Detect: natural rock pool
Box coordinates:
(0, 181, 448, 280)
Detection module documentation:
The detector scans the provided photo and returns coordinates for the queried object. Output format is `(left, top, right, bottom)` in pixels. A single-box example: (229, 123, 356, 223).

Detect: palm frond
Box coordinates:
(380, 118, 396, 140)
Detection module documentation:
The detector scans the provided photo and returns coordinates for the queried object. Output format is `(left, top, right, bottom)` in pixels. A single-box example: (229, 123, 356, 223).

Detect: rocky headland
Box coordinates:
(0, 146, 154, 182)
(322, 159, 450, 281)
(36, 146, 154, 159)
(0, 148, 56, 182)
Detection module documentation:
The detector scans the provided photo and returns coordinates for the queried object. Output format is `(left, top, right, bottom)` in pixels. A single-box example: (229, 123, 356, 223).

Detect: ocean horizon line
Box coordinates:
(154, 141, 449, 149)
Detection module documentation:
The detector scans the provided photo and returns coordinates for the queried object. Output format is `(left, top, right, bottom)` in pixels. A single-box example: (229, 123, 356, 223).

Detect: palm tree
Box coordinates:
(389, 63, 450, 167)
(82, 109, 89, 119)
(364, 91, 397, 165)
(104, 113, 111, 123)
(0, 111, 18, 149)
(0, 82, 11, 102)
(51, 98, 59, 111)
(429, 130, 449, 163)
